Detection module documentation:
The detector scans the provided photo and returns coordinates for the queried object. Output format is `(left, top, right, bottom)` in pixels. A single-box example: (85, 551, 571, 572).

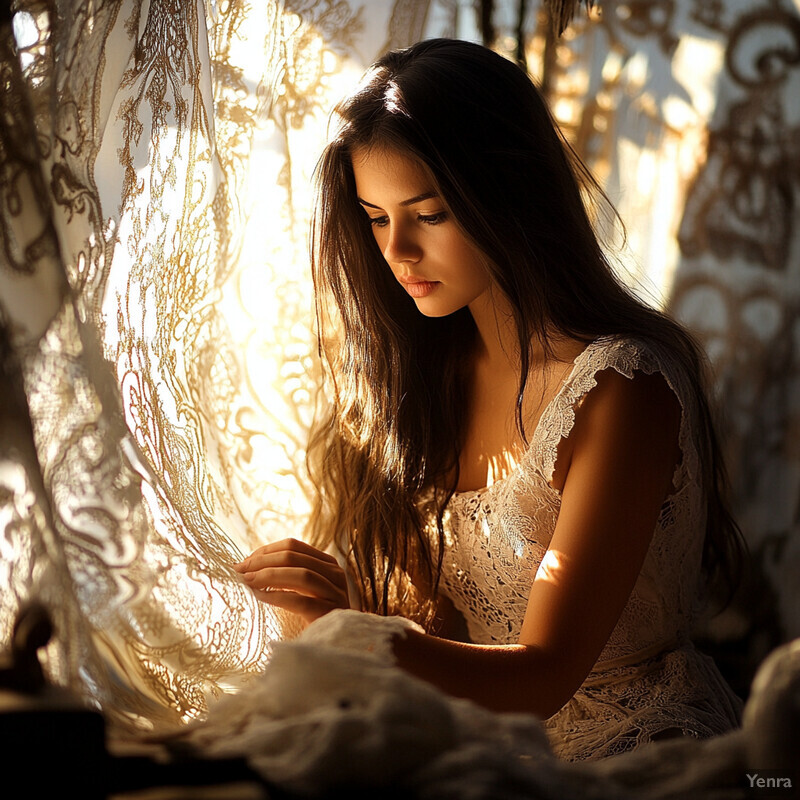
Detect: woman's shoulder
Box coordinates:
(571, 334, 696, 410)
(540, 334, 689, 492)
(562, 336, 685, 430)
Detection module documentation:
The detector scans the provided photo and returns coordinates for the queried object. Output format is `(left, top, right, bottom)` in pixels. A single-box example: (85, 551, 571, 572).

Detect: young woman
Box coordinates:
(234, 38, 744, 760)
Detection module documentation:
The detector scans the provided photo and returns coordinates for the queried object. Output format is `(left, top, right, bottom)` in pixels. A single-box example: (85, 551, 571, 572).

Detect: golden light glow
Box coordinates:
(485, 450, 521, 487)
(535, 548, 565, 584)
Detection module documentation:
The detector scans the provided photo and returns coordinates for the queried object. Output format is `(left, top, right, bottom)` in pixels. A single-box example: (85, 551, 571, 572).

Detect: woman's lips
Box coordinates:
(399, 277, 439, 298)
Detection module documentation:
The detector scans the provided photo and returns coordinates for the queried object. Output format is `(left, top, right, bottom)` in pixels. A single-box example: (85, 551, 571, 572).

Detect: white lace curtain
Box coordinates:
(1, 0, 798, 735)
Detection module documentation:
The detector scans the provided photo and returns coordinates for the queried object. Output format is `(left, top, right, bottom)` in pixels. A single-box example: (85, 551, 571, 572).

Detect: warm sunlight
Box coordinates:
(535, 549, 565, 584)
(485, 450, 521, 487)
(3, 0, 796, 792)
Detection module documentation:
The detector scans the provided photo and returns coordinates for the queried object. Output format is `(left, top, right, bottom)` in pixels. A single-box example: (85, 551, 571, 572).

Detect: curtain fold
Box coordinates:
(1, 0, 439, 734)
(1, 0, 299, 734)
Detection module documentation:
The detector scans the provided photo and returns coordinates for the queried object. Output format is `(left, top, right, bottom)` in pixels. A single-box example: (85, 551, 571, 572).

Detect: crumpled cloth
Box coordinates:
(181, 610, 598, 797)
(180, 610, 786, 799)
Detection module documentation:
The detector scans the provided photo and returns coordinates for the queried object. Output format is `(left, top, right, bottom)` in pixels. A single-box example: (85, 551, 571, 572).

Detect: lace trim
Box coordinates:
(446, 336, 700, 503)
(532, 336, 700, 494)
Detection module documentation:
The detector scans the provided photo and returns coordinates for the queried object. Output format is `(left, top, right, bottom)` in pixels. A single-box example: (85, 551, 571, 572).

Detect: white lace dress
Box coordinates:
(438, 336, 742, 761)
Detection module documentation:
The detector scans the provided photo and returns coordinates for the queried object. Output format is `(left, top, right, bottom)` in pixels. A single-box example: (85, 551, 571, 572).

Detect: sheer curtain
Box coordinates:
(1, 0, 798, 738)
(1, 0, 452, 736)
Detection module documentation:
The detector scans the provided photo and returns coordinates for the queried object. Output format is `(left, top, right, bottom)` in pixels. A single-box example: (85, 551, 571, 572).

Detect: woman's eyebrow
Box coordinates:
(357, 191, 439, 209)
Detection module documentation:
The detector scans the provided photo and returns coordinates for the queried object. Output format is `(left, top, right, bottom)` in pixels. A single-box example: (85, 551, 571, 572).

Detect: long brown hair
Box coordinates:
(306, 38, 743, 627)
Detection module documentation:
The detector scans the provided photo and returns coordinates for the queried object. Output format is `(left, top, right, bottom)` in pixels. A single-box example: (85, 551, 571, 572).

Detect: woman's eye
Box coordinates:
(369, 216, 389, 228)
(418, 212, 448, 225)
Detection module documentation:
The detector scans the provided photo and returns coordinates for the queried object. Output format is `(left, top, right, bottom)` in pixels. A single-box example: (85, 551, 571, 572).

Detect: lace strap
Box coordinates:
(531, 337, 699, 489)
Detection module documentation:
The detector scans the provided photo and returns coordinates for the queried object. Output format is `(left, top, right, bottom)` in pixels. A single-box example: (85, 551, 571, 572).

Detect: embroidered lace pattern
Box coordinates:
(438, 336, 742, 760)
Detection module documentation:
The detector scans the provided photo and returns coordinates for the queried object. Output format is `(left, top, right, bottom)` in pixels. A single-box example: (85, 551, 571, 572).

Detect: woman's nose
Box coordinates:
(382, 222, 422, 264)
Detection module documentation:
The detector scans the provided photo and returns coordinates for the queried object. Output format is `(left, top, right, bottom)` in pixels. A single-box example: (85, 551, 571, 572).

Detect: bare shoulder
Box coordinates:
(552, 366, 681, 491)
(583, 365, 680, 419)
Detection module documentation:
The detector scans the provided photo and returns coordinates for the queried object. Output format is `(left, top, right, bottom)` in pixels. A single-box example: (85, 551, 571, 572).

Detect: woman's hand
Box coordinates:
(233, 538, 351, 626)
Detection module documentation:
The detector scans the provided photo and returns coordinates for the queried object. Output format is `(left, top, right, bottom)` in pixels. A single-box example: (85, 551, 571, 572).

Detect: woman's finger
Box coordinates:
(235, 550, 347, 591)
(250, 588, 340, 622)
(233, 538, 338, 571)
(242, 564, 345, 602)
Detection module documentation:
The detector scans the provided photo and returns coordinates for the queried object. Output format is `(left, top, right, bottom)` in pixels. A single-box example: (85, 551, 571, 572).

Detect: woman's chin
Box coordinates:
(412, 298, 464, 318)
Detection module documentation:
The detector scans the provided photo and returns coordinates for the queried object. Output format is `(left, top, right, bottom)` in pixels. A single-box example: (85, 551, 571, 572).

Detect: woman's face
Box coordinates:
(351, 146, 491, 318)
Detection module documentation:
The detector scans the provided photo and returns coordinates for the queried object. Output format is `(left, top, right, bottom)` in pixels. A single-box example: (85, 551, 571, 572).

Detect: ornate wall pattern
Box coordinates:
(671, 4, 800, 668)
(0, 0, 798, 730)
(511, 0, 800, 691)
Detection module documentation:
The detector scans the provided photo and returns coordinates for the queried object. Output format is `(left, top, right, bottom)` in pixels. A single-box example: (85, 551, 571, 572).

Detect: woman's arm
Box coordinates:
(237, 369, 681, 718)
(392, 368, 681, 717)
